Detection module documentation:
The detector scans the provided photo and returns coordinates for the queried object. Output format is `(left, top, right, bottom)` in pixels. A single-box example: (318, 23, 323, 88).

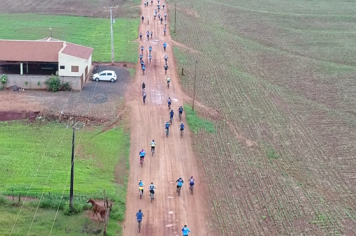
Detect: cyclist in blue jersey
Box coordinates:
(136, 209, 144, 223)
(176, 177, 184, 192)
(163, 42, 167, 51)
(149, 54, 152, 63)
(180, 122, 184, 131)
(141, 45, 144, 53)
(165, 121, 170, 134)
(149, 46, 152, 53)
(139, 32, 142, 40)
(169, 109, 174, 124)
(182, 225, 191, 236)
(151, 31, 153, 39)
(138, 180, 144, 194)
(139, 149, 146, 163)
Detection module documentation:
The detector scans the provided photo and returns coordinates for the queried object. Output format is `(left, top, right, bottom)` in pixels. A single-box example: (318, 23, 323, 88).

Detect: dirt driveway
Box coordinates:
(0, 65, 130, 122)
(123, 2, 211, 235)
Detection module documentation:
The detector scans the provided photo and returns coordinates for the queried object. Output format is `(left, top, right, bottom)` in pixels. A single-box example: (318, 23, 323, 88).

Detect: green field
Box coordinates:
(0, 14, 139, 63)
(169, 0, 356, 234)
(0, 121, 130, 235)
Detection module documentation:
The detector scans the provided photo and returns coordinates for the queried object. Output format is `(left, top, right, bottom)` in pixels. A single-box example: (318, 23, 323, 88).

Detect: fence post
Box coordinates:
(18, 193, 21, 202)
(181, 68, 184, 76)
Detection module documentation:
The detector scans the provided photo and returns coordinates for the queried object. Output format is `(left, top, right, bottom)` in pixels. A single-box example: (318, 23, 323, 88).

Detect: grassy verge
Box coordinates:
(184, 104, 215, 134)
(0, 121, 130, 235)
(0, 14, 139, 63)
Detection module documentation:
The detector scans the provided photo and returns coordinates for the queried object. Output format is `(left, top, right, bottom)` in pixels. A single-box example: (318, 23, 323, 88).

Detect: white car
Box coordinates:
(92, 70, 117, 82)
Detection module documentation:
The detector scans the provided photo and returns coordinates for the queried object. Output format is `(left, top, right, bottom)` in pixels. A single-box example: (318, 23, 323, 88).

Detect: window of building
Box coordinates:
(71, 66, 79, 72)
(60, 65, 65, 69)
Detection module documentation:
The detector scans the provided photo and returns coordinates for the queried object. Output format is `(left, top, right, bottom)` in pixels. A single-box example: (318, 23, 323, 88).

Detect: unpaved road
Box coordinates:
(123, 1, 210, 235)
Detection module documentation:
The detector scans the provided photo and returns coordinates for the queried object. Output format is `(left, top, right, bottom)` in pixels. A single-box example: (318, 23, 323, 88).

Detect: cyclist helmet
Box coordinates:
(139, 209, 141, 212)
(151, 182, 153, 184)
(191, 176, 193, 178)
(152, 139, 154, 142)
(141, 149, 144, 152)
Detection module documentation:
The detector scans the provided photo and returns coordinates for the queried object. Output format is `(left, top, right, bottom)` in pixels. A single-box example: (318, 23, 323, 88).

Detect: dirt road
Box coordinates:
(123, 1, 210, 236)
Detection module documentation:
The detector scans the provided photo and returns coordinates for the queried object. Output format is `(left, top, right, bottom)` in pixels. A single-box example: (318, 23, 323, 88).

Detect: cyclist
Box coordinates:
(141, 45, 144, 53)
(138, 180, 144, 195)
(154, 13, 157, 20)
(164, 64, 169, 74)
(162, 3, 165, 9)
(141, 16, 144, 23)
(142, 65, 146, 75)
(163, 42, 167, 51)
(164, 27, 166, 36)
(151, 0, 153, 5)
(158, 4, 160, 11)
(169, 109, 174, 124)
(147, 16, 149, 25)
(164, 13, 167, 20)
(136, 209, 144, 224)
(150, 31, 153, 39)
(160, 17, 163, 24)
(158, 13, 161, 20)
(176, 177, 184, 192)
(167, 97, 172, 109)
(165, 121, 170, 135)
(150, 139, 156, 153)
(149, 182, 155, 199)
(139, 32, 142, 40)
(142, 82, 146, 90)
(182, 225, 191, 236)
(143, 92, 146, 104)
(178, 106, 183, 119)
(140, 53, 143, 60)
(180, 122, 184, 133)
(139, 149, 146, 164)
(149, 46, 152, 53)
(149, 54, 152, 63)
(167, 77, 171, 87)
(189, 176, 195, 186)
(146, 31, 149, 40)
(164, 55, 168, 62)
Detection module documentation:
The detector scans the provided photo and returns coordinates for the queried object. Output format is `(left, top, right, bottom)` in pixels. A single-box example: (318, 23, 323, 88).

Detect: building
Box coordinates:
(0, 38, 93, 90)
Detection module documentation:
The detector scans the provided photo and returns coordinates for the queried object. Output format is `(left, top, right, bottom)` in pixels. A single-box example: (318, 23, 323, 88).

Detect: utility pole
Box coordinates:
(174, 3, 177, 34)
(110, 7, 115, 65)
(192, 60, 197, 111)
(69, 128, 75, 211)
(68, 121, 84, 212)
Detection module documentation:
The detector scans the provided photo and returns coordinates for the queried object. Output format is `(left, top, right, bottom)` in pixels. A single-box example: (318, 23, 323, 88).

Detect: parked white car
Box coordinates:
(92, 70, 117, 82)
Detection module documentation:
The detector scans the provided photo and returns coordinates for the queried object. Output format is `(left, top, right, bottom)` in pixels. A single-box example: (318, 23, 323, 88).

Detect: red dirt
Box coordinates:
(122, 1, 211, 235)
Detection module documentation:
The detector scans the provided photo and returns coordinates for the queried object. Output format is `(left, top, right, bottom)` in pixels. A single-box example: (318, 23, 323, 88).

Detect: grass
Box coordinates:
(0, 121, 130, 235)
(184, 104, 215, 134)
(0, 14, 139, 63)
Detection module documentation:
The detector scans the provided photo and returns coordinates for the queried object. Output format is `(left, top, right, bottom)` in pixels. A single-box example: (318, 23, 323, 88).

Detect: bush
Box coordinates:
(110, 205, 124, 221)
(0, 195, 8, 205)
(45, 75, 71, 92)
(1, 74, 7, 85)
(63, 202, 84, 215)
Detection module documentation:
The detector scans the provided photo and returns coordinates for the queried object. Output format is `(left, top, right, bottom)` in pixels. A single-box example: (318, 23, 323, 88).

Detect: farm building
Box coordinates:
(0, 38, 93, 90)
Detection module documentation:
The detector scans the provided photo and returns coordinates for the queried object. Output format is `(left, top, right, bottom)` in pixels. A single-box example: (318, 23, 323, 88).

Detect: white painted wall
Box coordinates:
(58, 53, 87, 77)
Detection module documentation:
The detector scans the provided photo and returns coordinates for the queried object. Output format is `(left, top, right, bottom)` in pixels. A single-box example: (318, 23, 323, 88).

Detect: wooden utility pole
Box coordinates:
(192, 60, 197, 111)
(69, 127, 75, 211)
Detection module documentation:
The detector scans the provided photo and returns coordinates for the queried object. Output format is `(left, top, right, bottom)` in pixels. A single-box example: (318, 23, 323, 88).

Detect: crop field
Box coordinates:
(0, 13, 139, 63)
(0, 121, 129, 235)
(168, 0, 356, 234)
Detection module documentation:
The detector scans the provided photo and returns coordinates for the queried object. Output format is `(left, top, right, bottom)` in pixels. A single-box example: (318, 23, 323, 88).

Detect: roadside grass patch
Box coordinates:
(0, 13, 139, 63)
(184, 104, 215, 134)
(0, 121, 130, 235)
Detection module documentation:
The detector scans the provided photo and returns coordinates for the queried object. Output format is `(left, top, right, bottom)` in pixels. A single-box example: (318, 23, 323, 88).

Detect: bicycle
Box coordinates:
(177, 186, 182, 196)
(139, 187, 144, 199)
(143, 95, 146, 104)
(150, 192, 154, 203)
(138, 220, 142, 233)
(180, 129, 184, 138)
(189, 185, 194, 195)
(151, 146, 155, 156)
(179, 113, 182, 121)
(170, 116, 173, 125)
(140, 157, 144, 167)
(167, 81, 170, 88)
(168, 103, 171, 110)
(166, 128, 169, 137)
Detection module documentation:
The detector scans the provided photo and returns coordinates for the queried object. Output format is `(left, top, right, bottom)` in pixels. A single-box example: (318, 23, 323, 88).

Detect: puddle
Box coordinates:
(151, 89, 164, 105)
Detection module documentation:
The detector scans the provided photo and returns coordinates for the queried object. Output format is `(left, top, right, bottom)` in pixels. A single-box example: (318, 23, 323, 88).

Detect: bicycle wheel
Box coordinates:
(178, 187, 181, 196)
(151, 193, 154, 203)
(138, 222, 141, 233)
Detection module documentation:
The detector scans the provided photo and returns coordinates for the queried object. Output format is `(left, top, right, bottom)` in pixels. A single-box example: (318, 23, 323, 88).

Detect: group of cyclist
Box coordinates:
(136, 0, 193, 235)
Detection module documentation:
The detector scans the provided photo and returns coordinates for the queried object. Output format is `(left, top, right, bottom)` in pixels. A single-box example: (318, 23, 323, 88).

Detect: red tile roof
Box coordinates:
(0, 39, 93, 62)
(61, 43, 93, 60)
(0, 40, 63, 62)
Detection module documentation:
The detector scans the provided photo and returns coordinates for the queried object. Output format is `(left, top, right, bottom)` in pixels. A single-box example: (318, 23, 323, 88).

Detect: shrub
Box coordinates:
(1, 74, 7, 85)
(0, 195, 8, 205)
(45, 75, 71, 92)
(110, 205, 124, 221)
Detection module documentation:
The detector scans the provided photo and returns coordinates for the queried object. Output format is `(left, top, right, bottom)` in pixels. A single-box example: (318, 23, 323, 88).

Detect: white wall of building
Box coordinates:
(58, 53, 88, 77)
